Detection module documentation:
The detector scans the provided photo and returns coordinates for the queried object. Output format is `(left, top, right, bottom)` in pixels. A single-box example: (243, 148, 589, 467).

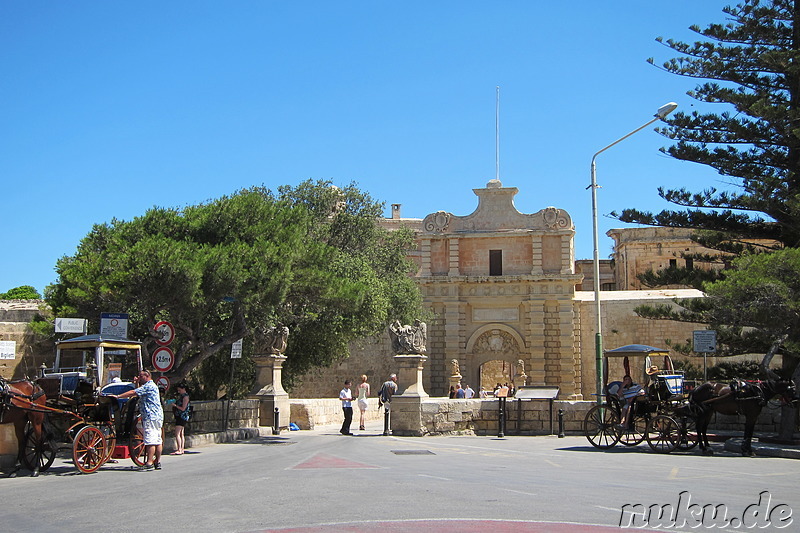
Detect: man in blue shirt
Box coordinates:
(113, 369, 164, 470)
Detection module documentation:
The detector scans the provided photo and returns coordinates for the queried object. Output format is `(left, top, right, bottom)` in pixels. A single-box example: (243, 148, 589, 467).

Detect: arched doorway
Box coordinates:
(465, 324, 527, 395)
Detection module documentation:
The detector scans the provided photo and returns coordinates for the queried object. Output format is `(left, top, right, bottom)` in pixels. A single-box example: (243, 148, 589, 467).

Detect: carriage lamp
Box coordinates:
(589, 102, 678, 403)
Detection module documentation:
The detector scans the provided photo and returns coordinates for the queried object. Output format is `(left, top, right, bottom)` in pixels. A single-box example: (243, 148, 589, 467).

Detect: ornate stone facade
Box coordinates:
(416, 180, 583, 399)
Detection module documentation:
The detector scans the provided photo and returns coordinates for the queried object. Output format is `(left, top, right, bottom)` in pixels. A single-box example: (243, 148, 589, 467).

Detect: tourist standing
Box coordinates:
(356, 374, 370, 431)
(171, 383, 190, 455)
(339, 380, 354, 435)
(112, 369, 164, 471)
(455, 383, 466, 399)
(378, 374, 398, 436)
(464, 384, 475, 399)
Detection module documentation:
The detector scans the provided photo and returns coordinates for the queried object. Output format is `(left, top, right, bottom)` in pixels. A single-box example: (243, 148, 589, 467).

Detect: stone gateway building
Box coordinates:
(415, 179, 583, 399)
(292, 179, 705, 399)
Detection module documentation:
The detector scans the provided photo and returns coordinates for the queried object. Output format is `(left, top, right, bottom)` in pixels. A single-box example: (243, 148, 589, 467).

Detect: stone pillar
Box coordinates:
(391, 354, 428, 436)
(249, 354, 290, 429)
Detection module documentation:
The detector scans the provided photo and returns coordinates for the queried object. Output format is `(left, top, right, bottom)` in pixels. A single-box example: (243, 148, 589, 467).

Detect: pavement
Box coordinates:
(177, 425, 800, 460)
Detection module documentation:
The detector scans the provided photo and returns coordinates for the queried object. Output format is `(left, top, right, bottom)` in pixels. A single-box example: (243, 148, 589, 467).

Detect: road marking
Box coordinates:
(544, 459, 561, 468)
(594, 505, 619, 512)
(501, 488, 538, 497)
(668, 467, 679, 480)
(418, 473, 452, 481)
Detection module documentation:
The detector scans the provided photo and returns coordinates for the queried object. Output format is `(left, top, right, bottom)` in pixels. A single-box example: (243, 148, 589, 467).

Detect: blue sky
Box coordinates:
(1, 1, 733, 295)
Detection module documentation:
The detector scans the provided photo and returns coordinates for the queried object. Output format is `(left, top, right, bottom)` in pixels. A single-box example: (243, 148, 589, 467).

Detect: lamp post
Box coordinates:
(590, 102, 677, 404)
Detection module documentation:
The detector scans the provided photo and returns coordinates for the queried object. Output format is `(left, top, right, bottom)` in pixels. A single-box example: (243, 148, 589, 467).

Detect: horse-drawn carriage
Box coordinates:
(3, 334, 150, 475)
(584, 344, 698, 453)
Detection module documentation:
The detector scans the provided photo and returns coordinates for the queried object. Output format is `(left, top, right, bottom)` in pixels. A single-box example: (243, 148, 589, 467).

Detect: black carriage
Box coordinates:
(583, 344, 698, 453)
(22, 335, 149, 473)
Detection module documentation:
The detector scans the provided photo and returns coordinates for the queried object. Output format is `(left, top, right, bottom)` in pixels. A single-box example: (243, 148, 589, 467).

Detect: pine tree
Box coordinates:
(616, 0, 800, 259)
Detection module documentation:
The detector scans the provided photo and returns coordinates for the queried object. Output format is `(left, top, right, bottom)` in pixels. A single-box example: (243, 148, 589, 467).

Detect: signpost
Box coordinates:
(55, 317, 87, 334)
(693, 330, 717, 381)
(156, 375, 171, 392)
(0, 340, 16, 360)
(152, 347, 175, 373)
(100, 313, 129, 338)
(225, 339, 244, 430)
(153, 320, 175, 346)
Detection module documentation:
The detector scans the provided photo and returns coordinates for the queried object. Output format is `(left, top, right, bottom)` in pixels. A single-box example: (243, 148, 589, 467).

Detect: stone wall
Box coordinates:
(0, 300, 48, 380)
(289, 398, 384, 429)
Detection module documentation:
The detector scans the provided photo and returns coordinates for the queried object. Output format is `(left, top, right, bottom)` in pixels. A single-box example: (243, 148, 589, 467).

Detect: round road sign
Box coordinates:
(156, 376, 171, 391)
(154, 320, 175, 346)
(152, 346, 175, 372)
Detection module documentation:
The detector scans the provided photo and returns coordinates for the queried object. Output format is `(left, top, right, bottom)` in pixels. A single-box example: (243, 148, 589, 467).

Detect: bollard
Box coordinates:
(382, 404, 390, 436)
(273, 407, 280, 435)
(498, 397, 506, 438)
(558, 408, 565, 438)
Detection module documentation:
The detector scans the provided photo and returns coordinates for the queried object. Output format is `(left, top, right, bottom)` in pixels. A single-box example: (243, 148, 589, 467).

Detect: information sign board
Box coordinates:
(693, 330, 717, 353)
(0, 340, 16, 360)
(101, 313, 129, 338)
(231, 338, 243, 359)
(55, 317, 87, 334)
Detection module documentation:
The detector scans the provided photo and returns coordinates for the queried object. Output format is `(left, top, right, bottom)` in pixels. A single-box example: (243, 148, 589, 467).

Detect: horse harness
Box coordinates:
(0, 377, 46, 423)
(701, 380, 766, 410)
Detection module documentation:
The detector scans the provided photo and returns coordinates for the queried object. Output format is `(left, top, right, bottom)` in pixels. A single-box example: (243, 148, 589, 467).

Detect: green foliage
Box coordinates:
(0, 285, 42, 299)
(611, 1, 800, 288)
(45, 181, 424, 395)
(707, 360, 764, 381)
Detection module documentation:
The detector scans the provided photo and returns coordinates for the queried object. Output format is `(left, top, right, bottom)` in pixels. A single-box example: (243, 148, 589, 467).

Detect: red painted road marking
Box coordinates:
(251, 520, 663, 532)
(291, 453, 379, 469)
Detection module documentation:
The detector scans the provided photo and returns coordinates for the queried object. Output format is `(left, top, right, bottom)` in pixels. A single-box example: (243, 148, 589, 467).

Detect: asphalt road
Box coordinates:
(2, 422, 799, 533)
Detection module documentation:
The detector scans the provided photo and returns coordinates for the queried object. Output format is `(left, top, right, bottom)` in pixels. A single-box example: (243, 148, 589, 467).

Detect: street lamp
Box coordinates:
(589, 102, 677, 403)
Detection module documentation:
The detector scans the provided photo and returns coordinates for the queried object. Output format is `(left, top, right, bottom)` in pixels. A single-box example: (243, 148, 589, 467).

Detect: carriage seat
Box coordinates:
(606, 381, 623, 397)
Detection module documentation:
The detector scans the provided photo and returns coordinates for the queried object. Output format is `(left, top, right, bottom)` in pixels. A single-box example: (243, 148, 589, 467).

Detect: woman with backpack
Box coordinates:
(171, 383, 191, 455)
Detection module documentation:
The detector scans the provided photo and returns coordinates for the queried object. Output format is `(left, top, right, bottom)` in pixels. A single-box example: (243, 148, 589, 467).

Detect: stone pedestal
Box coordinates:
(249, 354, 290, 429)
(449, 373, 462, 394)
(390, 354, 428, 436)
(394, 354, 429, 398)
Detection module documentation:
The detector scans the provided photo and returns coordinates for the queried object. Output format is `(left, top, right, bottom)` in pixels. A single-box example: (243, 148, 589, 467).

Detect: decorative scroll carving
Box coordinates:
(542, 207, 569, 229)
(423, 211, 452, 233)
(389, 319, 427, 354)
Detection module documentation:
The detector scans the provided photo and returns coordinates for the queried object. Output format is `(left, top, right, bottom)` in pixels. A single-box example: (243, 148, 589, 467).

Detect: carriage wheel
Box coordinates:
(646, 415, 680, 454)
(21, 427, 57, 472)
(129, 417, 147, 467)
(72, 425, 107, 473)
(99, 421, 117, 463)
(618, 413, 648, 446)
(584, 405, 621, 449)
(676, 416, 699, 451)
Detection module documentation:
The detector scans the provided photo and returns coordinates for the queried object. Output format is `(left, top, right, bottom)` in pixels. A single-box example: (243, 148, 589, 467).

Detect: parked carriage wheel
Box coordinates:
(21, 426, 58, 472)
(646, 415, 680, 454)
(584, 405, 621, 449)
(129, 417, 147, 467)
(676, 416, 699, 451)
(73, 425, 107, 473)
(618, 413, 648, 446)
(99, 421, 117, 463)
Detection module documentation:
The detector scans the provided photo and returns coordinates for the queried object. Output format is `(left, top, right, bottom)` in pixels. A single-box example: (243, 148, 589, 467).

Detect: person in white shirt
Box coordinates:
(464, 384, 475, 399)
(339, 380, 354, 435)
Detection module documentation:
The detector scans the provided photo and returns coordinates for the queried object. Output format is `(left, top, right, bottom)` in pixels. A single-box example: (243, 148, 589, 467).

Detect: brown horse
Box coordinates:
(0, 377, 48, 476)
(689, 379, 797, 456)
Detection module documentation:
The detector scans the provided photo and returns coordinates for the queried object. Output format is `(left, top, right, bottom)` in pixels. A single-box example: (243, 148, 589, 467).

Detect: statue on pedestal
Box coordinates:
(450, 358, 461, 378)
(389, 319, 427, 355)
(254, 325, 289, 356)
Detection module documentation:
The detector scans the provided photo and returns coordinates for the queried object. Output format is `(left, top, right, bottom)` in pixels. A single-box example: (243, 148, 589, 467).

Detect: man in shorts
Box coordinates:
(113, 369, 164, 470)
